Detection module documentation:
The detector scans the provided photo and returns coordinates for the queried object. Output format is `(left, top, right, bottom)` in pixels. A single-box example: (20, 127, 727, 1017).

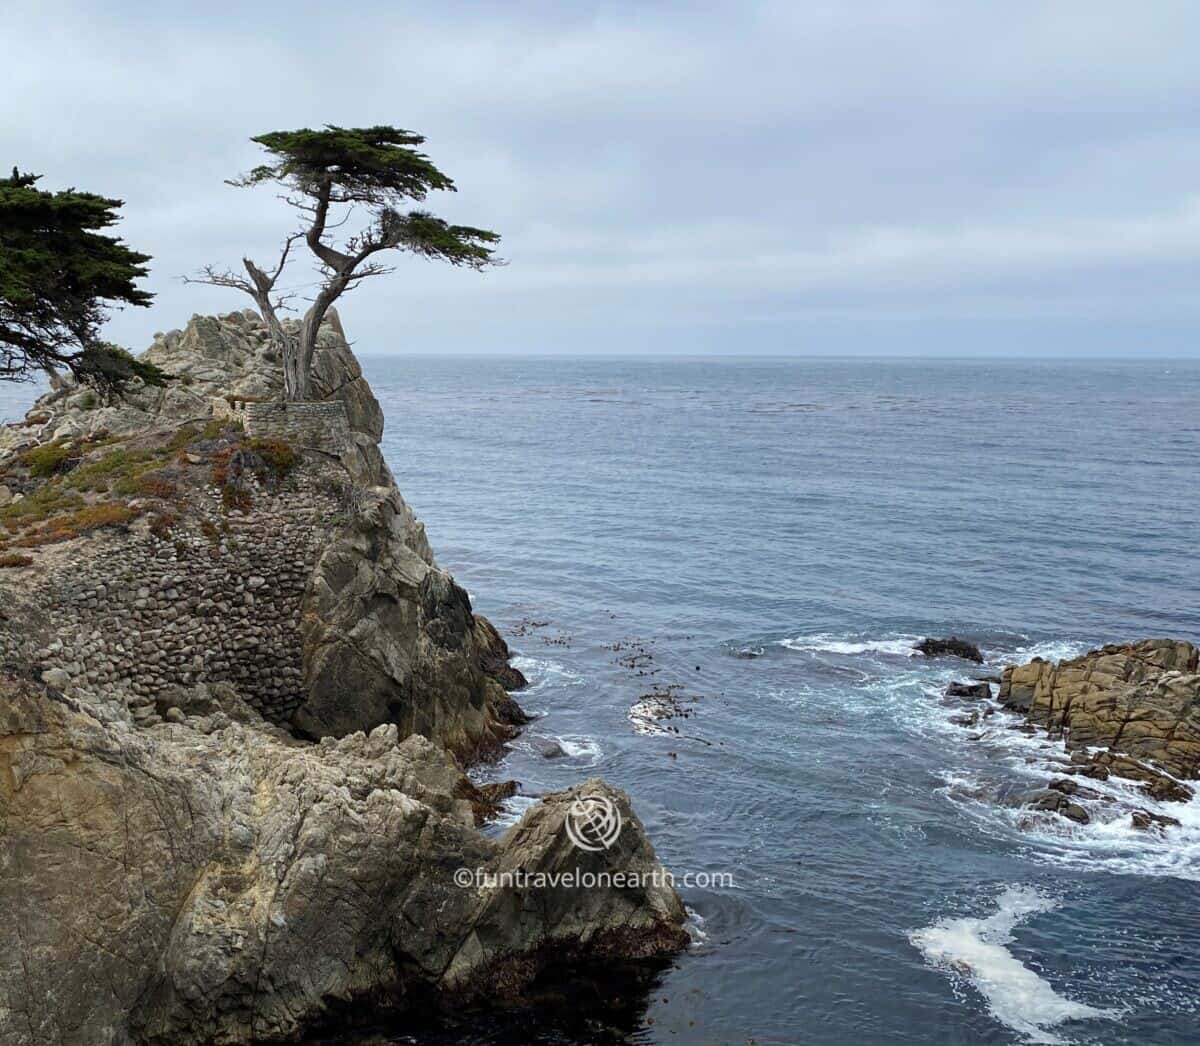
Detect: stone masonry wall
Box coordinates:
(0, 459, 345, 725)
(212, 398, 353, 456)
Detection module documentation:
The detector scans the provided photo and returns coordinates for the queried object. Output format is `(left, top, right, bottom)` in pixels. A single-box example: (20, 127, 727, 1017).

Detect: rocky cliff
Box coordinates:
(0, 313, 688, 1044)
(0, 310, 526, 759)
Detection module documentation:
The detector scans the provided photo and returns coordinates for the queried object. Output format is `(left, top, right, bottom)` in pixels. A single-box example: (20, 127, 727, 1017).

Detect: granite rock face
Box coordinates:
(1000, 639, 1200, 800)
(295, 485, 528, 759)
(472, 614, 530, 692)
(0, 674, 687, 1046)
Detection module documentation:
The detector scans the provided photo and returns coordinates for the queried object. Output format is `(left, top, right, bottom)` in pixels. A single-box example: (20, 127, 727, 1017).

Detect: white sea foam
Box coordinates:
(510, 655, 585, 694)
(911, 886, 1117, 1044)
(555, 734, 603, 765)
(492, 793, 539, 829)
(684, 906, 709, 949)
(779, 631, 1090, 668)
(778, 632, 923, 657)
(941, 765, 1200, 882)
(842, 634, 1200, 882)
(628, 699, 671, 736)
(1005, 639, 1091, 665)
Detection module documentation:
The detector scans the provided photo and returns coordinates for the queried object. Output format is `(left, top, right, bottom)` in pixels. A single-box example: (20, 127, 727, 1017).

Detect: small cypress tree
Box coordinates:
(0, 168, 161, 391)
(191, 126, 501, 401)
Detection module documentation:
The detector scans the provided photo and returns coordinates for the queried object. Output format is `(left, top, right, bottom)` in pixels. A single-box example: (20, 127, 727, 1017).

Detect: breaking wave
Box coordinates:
(778, 632, 924, 657)
(911, 886, 1118, 1044)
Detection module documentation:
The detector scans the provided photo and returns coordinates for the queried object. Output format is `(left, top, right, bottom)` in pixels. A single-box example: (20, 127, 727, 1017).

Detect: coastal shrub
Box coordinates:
(19, 441, 75, 478)
(66, 447, 160, 492)
(0, 487, 86, 528)
(15, 502, 139, 546)
(164, 423, 201, 452)
(244, 438, 297, 482)
(221, 484, 253, 513)
(76, 431, 124, 452)
(166, 421, 223, 453)
(148, 510, 178, 539)
(164, 419, 238, 455)
(114, 470, 177, 500)
(0, 553, 33, 568)
(75, 343, 171, 390)
(211, 437, 295, 512)
(211, 448, 234, 489)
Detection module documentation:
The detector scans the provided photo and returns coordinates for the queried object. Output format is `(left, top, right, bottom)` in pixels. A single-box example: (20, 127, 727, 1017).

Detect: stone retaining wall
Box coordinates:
(213, 398, 353, 456)
(1, 460, 345, 724)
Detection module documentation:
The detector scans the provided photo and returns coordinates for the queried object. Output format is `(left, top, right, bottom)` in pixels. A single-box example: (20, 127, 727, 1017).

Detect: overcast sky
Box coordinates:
(5, 2, 1199, 356)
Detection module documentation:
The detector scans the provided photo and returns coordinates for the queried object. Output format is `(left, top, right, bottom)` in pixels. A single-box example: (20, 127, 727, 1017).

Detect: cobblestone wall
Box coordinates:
(0, 460, 345, 725)
(213, 398, 353, 456)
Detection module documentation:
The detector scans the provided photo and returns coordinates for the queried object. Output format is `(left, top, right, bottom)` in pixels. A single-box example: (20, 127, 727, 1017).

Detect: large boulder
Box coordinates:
(0, 674, 687, 1046)
(945, 680, 991, 700)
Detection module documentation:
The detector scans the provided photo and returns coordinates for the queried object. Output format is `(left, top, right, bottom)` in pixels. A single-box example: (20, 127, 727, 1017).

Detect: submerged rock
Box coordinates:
(530, 736, 569, 759)
(945, 680, 992, 699)
(1064, 750, 1195, 803)
(1131, 809, 1181, 831)
(1023, 788, 1091, 824)
(915, 636, 984, 663)
(1046, 776, 1107, 802)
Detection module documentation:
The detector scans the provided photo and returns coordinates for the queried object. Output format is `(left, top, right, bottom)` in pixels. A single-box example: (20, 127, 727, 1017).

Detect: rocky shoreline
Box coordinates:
(941, 638, 1199, 831)
(0, 313, 687, 1045)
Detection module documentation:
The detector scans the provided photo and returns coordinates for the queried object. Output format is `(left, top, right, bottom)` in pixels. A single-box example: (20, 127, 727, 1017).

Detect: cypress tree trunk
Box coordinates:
(282, 340, 306, 401)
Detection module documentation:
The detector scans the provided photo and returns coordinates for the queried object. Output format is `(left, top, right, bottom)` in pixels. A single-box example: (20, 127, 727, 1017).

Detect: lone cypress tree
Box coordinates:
(192, 126, 501, 401)
(0, 168, 161, 391)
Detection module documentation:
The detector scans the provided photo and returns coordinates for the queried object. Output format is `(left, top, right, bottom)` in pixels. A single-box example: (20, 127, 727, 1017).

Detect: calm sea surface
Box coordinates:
(5, 358, 1199, 1044)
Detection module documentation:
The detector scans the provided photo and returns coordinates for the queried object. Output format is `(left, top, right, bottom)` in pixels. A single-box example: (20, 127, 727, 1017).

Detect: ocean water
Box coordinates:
(5, 358, 1199, 1044)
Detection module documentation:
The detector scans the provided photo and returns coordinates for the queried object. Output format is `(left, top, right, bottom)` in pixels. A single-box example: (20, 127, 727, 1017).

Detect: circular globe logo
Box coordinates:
(564, 794, 623, 851)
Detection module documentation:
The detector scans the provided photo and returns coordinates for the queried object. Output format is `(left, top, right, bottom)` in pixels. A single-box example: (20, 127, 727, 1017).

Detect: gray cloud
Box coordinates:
(4, 0, 1198, 356)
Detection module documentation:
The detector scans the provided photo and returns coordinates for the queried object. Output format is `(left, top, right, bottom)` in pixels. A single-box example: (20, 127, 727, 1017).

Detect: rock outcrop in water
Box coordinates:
(0, 312, 688, 1044)
(1000, 639, 1199, 805)
(944, 680, 991, 700)
(914, 636, 984, 663)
